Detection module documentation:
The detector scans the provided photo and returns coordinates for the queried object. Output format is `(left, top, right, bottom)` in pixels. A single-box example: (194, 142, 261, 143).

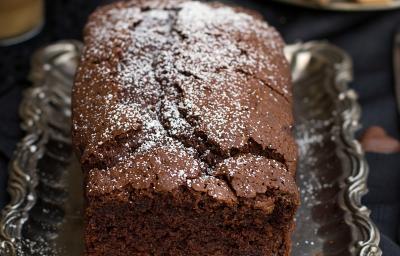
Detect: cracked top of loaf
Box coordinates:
(72, 0, 298, 203)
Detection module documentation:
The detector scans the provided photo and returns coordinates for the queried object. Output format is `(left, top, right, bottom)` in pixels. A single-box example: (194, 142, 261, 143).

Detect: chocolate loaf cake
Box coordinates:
(72, 1, 299, 255)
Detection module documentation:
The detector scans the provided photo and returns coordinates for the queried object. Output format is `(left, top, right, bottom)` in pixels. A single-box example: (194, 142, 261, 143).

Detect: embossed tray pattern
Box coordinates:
(0, 41, 381, 255)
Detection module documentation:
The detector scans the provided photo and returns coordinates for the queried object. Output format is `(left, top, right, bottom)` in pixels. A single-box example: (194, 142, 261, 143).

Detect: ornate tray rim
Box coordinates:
(273, 0, 400, 11)
(285, 41, 381, 255)
(0, 40, 381, 255)
(0, 40, 83, 255)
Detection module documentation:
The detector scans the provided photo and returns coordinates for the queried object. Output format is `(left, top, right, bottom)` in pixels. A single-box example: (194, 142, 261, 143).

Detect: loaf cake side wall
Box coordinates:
(85, 185, 297, 256)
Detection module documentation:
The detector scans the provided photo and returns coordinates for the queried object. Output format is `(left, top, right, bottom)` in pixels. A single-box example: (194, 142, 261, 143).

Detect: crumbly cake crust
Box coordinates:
(72, 1, 299, 255)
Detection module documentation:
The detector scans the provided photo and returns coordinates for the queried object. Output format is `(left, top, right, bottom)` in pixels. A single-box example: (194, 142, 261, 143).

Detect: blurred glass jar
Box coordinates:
(0, 0, 44, 46)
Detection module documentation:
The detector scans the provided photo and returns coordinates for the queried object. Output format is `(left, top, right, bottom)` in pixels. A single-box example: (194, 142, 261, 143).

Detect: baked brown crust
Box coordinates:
(72, 1, 299, 255)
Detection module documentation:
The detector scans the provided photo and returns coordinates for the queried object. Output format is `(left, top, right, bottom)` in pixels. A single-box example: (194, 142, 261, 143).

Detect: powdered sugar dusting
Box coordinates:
(213, 154, 297, 198)
(73, 1, 295, 195)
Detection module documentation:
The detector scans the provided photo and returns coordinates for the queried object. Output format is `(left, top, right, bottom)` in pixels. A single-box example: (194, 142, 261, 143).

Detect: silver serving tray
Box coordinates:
(0, 40, 381, 255)
(274, 0, 400, 11)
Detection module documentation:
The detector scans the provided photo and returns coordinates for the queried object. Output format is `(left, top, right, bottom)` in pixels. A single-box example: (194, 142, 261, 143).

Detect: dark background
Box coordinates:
(0, 0, 399, 254)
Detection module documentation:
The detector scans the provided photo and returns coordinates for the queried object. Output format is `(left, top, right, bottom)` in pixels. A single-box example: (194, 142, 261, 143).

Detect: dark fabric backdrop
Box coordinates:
(0, 0, 399, 254)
